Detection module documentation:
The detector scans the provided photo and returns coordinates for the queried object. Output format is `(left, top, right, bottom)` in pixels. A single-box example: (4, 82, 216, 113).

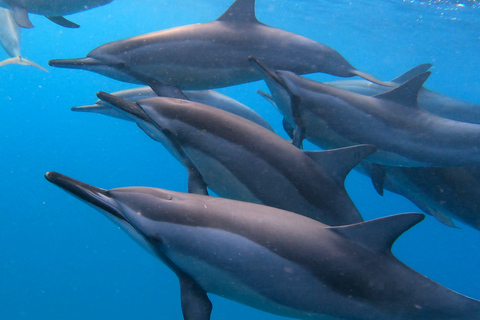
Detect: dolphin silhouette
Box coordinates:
(48, 0, 389, 90)
(0, 7, 47, 70)
(71, 87, 274, 132)
(250, 58, 480, 167)
(45, 171, 480, 320)
(0, 0, 113, 28)
(92, 91, 375, 226)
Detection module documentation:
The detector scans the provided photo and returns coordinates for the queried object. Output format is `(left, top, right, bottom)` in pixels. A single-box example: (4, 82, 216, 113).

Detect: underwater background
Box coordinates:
(0, 0, 479, 319)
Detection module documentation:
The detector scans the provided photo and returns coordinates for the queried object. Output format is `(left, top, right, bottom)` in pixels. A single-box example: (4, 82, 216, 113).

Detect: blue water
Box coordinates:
(0, 0, 479, 319)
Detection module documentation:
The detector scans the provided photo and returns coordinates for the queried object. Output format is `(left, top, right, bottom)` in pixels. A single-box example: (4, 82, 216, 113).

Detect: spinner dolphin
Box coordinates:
(45, 171, 480, 320)
(48, 0, 389, 90)
(92, 91, 375, 226)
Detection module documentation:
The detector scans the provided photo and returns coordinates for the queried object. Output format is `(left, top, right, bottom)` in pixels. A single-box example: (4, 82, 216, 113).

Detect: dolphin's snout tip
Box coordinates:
(45, 171, 58, 182)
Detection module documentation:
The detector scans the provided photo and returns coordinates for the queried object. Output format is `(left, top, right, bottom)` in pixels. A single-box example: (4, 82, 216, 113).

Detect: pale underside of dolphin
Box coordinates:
(45, 171, 480, 320)
(251, 58, 480, 167)
(325, 63, 480, 125)
(0, 0, 113, 28)
(48, 0, 390, 91)
(93, 91, 375, 226)
(71, 86, 274, 132)
(0, 7, 47, 71)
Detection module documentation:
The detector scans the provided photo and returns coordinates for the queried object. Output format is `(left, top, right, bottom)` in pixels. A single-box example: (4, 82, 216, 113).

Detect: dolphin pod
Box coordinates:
(71, 87, 274, 132)
(251, 58, 480, 167)
(0, 7, 47, 70)
(48, 0, 390, 91)
(0, 0, 113, 28)
(90, 91, 375, 226)
(45, 171, 480, 320)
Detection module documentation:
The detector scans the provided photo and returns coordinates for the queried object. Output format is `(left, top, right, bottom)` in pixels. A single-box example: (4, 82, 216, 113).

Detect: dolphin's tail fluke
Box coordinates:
(350, 69, 392, 87)
(0, 56, 48, 72)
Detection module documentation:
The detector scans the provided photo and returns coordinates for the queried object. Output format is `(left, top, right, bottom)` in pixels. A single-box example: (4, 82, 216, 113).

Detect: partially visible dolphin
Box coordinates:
(93, 91, 376, 226)
(251, 58, 480, 167)
(48, 0, 390, 91)
(45, 171, 480, 320)
(0, 7, 47, 71)
(72, 87, 274, 132)
(357, 162, 480, 231)
(325, 63, 480, 125)
(0, 0, 113, 28)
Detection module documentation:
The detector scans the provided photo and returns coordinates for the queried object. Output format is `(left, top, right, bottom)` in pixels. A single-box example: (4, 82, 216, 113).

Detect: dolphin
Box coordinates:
(0, 7, 47, 71)
(357, 162, 480, 231)
(251, 58, 480, 167)
(71, 87, 274, 132)
(48, 0, 390, 91)
(92, 91, 376, 226)
(45, 171, 480, 320)
(0, 0, 113, 28)
(324, 63, 480, 125)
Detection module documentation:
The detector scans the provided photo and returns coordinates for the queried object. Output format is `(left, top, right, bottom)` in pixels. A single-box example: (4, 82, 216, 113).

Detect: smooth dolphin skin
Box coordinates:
(0, 0, 113, 28)
(48, 0, 390, 90)
(71, 87, 274, 132)
(325, 63, 480, 125)
(251, 58, 480, 167)
(0, 7, 47, 70)
(94, 91, 376, 226)
(357, 162, 480, 231)
(45, 171, 480, 320)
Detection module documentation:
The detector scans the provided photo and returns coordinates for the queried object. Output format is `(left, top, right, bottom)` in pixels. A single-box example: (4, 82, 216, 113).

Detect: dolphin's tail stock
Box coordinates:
(0, 56, 48, 72)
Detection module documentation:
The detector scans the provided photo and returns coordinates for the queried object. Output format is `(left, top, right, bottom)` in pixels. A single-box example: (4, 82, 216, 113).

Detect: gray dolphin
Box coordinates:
(93, 91, 376, 226)
(48, 0, 389, 91)
(325, 63, 480, 125)
(72, 87, 274, 132)
(251, 58, 480, 167)
(45, 171, 480, 320)
(357, 162, 480, 231)
(0, 0, 113, 28)
(0, 7, 46, 70)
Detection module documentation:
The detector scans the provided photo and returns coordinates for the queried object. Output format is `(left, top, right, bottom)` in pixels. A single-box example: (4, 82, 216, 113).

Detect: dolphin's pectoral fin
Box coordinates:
(304, 145, 377, 183)
(115, 63, 189, 100)
(216, 0, 259, 24)
(257, 90, 276, 106)
(187, 166, 209, 195)
(282, 118, 295, 140)
(45, 16, 80, 28)
(179, 275, 212, 320)
(374, 71, 431, 108)
(370, 163, 386, 196)
(13, 6, 33, 28)
(429, 209, 459, 228)
(290, 93, 305, 149)
(328, 213, 425, 254)
(391, 63, 433, 84)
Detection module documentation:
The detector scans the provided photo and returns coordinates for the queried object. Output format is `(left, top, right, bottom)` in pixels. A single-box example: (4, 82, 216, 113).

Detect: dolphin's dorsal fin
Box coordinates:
(328, 213, 425, 254)
(391, 63, 433, 84)
(304, 144, 377, 183)
(217, 0, 258, 24)
(374, 71, 431, 107)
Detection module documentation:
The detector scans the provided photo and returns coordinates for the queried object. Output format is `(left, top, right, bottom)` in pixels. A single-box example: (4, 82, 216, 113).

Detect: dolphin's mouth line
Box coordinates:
(48, 57, 107, 68)
(45, 172, 125, 221)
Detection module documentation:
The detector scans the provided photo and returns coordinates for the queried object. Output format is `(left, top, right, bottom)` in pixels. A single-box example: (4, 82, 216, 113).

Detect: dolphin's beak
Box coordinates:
(96, 91, 151, 122)
(350, 70, 394, 87)
(71, 104, 101, 112)
(45, 172, 124, 220)
(48, 57, 104, 69)
(248, 56, 284, 85)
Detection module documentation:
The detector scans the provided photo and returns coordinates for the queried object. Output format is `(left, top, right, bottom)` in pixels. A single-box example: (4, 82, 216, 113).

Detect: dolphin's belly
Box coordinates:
(159, 224, 381, 320)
